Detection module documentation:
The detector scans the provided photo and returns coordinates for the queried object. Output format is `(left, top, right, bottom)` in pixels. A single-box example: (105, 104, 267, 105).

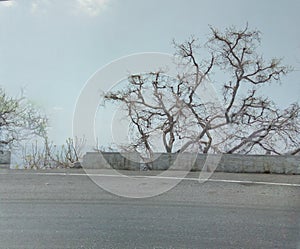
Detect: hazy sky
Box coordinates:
(0, 0, 299, 145)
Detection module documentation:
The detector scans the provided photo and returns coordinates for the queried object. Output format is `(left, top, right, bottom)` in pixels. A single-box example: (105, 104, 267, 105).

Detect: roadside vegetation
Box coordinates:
(0, 87, 85, 169)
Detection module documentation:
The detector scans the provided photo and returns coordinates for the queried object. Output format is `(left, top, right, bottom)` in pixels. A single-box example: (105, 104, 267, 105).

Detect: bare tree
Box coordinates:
(103, 25, 300, 156)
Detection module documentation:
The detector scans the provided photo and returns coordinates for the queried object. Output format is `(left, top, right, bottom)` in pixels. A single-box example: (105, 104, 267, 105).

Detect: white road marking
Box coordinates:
(88, 174, 300, 187)
(1, 171, 300, 187)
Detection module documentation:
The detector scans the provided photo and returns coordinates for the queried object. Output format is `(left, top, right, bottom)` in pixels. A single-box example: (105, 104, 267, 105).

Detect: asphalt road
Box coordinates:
(0, 169, 300, 249)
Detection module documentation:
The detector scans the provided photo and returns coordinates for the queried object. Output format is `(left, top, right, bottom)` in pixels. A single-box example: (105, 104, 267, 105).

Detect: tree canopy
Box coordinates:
(0, 88, 47, 149)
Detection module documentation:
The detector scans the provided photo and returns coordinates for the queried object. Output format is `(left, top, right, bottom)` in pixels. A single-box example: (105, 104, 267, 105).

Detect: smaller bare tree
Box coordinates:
(51, 137, 86, 167)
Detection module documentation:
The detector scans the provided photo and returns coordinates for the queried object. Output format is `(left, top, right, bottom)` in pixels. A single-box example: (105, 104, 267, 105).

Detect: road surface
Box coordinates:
(0, 169, 300, 249)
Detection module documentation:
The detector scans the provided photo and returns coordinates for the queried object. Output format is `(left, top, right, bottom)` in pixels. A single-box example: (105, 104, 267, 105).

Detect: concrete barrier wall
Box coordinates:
(0, 150, 11, 169)
(82, 152, 300, 174)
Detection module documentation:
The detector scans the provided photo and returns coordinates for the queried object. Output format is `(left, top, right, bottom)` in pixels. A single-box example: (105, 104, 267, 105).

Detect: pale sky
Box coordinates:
(0, 0, 299, 145)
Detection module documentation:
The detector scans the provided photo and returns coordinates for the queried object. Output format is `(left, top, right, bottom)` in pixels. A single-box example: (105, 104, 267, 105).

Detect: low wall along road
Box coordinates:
(1, 150, 298, 174)
(83, 152, 300, 175)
